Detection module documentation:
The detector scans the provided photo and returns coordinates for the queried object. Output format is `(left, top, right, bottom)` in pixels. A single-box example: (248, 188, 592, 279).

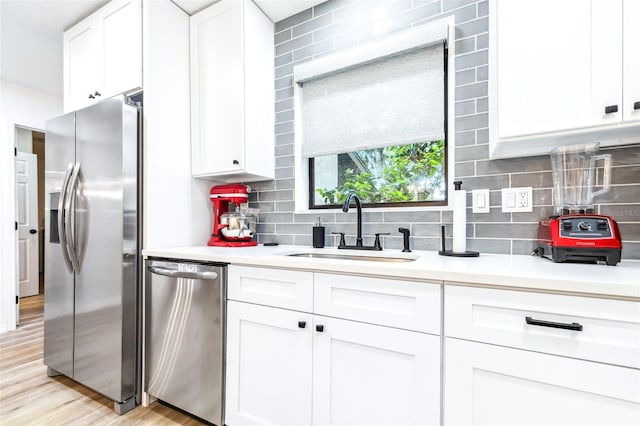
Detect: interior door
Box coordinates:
(16, 151, 39, 298)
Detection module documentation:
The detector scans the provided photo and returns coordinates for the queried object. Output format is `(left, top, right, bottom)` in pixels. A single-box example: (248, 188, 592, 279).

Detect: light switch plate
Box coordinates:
(472, 189, 490, 213)
(501, 187, 533, 213)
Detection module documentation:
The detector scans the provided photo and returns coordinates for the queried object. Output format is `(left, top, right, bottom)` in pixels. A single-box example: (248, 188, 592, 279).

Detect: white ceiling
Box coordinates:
(0, 0, 325, 97)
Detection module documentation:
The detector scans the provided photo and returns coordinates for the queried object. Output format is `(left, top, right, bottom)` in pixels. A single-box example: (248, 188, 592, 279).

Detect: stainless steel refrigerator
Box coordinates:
(44, 95, 140, 414)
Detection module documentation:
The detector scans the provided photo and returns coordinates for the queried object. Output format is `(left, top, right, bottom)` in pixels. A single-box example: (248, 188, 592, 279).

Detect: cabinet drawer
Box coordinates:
(314, 273, 441, 334)
(228, 265, 313, 312)
(445, 285, 640, 368)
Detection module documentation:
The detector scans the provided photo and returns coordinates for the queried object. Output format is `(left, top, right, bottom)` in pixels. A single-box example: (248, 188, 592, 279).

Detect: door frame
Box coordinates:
(1, 117, 18, 332)
(1, 118, 43, 332)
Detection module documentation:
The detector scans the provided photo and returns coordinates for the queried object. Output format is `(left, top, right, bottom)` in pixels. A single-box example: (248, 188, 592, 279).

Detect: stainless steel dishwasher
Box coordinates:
(145, 258, 227, 425)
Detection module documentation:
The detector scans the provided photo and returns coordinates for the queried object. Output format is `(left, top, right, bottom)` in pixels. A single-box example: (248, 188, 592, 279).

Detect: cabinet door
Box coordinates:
(313, 316, 440, 426)
(445, 338, 640, 426)
(623, 0, 640, 122)
(226, 301, 312, 426)
(497, 0, 622, 138)
(100, 0, 142, 98)
(64, 18, 100, 112)
(190, 0, 245, 176)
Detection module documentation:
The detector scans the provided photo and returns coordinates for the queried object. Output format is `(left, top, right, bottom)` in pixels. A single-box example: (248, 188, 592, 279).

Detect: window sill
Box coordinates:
(295, 204, 453, 215)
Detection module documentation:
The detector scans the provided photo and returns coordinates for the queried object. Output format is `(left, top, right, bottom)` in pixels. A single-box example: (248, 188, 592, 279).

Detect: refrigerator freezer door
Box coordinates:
(72, 97, 139, 403)
(44, 112, 76, 378)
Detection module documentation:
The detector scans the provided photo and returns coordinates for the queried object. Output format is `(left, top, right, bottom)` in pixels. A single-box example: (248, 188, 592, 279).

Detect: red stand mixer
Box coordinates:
(537, 143, 622, 265)
(208, 183, 258, 247)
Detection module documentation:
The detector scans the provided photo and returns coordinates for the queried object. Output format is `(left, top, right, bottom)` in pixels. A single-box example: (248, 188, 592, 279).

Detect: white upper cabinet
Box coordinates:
(64, 20, 99, 113)
(623, 0, 640, 123)
(101, 0, 142, 98)
(190, 0, 275, 182)
(489, 0, 640, 158)
(63, 0, 142, 112)
(497, 0, 621, 138)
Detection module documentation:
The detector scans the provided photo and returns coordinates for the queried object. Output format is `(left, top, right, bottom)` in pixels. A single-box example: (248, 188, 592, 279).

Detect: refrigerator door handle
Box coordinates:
(58, 163, 74, 273)
(65, 162, 82, 272)
(148, 266, 219, 280)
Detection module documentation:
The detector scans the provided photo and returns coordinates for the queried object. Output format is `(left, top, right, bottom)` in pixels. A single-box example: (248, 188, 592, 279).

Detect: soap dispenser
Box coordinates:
(313, 217, 325, 248)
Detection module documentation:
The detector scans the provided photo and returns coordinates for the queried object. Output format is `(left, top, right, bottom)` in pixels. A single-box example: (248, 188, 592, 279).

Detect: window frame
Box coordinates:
(293, 18, 456, 214)
(307, 48, 449, 210)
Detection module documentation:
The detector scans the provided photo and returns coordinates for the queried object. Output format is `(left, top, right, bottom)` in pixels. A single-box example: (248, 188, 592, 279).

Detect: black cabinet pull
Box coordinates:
(298, 321, 306, 329)
(232, 159, 239, 165)
(29, 229, 37, 234)
(88, 94, 95, 99)
(604, 105, 618, 114)
(634, 101, 640, 110)
(398, 227, 411, 252)
(525, 316, 583, 331)
(315, 324, 324, 332)
(94, 91, 101, 97)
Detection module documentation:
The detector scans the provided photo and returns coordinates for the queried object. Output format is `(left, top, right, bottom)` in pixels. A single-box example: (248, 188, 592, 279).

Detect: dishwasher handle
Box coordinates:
(148, 265, 219, 280)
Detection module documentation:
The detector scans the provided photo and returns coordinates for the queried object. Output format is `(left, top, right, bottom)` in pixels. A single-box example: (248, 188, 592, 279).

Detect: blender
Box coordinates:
(537, 143, 622, 265)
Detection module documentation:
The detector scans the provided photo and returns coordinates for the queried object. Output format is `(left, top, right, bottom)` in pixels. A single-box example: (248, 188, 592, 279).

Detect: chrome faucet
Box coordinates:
(337, 192, 387, 251)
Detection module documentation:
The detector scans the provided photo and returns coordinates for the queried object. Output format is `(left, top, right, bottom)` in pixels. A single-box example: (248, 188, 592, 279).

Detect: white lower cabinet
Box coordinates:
(225, 268, 442, 426)
(444, 285, 640, 426)
(226, 301, 313, 426)
(312, 316, 440, 426)
(444, 338, 640, 426)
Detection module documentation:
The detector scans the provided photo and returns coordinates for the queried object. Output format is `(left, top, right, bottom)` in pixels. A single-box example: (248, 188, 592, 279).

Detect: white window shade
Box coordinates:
(299, 44, 444, 158)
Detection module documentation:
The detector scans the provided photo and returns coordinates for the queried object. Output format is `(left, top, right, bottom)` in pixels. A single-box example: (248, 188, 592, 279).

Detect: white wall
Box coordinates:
(1, 80, 62, 130)
(0, 79, 62, 333)
(143, 0, 211, 249)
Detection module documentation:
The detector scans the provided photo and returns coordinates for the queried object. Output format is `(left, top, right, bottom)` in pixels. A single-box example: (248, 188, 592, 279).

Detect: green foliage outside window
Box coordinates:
(314, 140, 445, 206)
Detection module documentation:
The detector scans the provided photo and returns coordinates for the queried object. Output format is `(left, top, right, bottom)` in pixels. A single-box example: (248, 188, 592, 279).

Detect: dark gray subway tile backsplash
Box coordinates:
(247, 0, 640, 259)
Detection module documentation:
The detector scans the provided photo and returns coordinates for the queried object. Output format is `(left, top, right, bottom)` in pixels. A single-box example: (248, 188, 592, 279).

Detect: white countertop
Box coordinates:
(142, 245, 640, 300)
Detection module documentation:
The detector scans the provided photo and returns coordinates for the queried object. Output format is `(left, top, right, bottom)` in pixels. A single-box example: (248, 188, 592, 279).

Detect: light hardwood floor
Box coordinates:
(0, 291, 205, 425)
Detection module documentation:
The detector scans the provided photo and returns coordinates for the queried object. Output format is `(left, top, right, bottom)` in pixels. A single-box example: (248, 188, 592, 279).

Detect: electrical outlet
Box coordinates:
(501, 187, 533, 213)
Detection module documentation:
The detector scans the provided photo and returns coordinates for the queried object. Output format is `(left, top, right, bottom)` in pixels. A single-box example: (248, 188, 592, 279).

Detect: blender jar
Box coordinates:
(549, 143, 611, 214)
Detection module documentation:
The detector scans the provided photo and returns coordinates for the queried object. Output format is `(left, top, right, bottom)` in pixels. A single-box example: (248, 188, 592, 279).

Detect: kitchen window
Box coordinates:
(310, 140, 446, 208)
(294, 19, 453, 210)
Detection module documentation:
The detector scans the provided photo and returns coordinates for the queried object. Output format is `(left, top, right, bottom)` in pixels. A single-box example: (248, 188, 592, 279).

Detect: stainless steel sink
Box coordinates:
(287, 253, 416, 262)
